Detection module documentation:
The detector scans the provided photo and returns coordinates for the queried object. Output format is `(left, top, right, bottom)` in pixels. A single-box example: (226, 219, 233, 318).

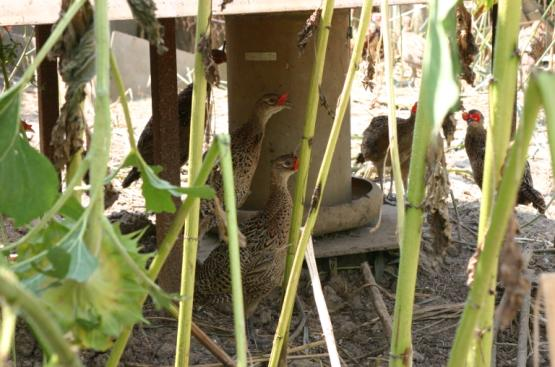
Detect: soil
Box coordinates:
(9, 61, 555, 366)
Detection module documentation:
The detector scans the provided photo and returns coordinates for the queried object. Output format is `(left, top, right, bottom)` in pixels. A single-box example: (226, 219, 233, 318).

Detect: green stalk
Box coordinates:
(174, 0, 210, 364)
(473, 1, 521, 363)
(0, 301, 16, 364)
(84, 0, 110, 257)
(216, 136, 247, 366)
(448, 75, 543, 367)
(389, 1, 459, 365)
(267, 1, 373, 365)
(279, 3, 335, 364)
(539, 73, 555, 174)
(0, 268, 82, 366)
(380, 0, 405, 235)
(106, 142, 220, 367)
(284, 0, 335, 287)
(109, 50, 137, 150)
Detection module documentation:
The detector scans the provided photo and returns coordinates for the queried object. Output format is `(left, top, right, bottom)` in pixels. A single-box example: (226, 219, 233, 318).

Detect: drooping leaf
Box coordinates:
(106, 222, 173, 309)
(40, 220, 151, 350)
(44, 247, 71, 279)
(0, 87, 21, 161)
(58, 219, 98, 282)
(0, 136, 59, 226)
(59, 195, 85, 220)
(122, 152, 215, 213)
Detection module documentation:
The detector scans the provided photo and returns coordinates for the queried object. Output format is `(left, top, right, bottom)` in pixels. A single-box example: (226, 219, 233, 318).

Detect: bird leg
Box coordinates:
(247, 317, 259, 350)
(214, 196, 247, 247)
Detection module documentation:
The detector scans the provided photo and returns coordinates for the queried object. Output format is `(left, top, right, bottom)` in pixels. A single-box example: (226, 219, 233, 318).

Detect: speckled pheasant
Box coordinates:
(121, 84, 195, 188)
(195, 153, 298, 316)
(357, 102, 417, 188)
(463, 109, 546, 213)
(199, 92, 291, 245)
(121, 49, 227, 188)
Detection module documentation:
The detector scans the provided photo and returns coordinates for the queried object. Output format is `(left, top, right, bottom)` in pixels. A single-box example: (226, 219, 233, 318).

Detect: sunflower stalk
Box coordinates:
(174, 0, 211, 363)
(389, 1, 460, 365)
(448, 72, 548, 367)
(284, 0, 335, 283)
(106, 141, 220, 367)
(0, 268, 83, 366)
(0, 301, 16, 364)
(280, 1, 335, 364)
(83, 0, 110, 258)
(472, 0, 522, 364)
(267, 0, 373, 365)
(215, 136, 247, 366)
(110, 50, 137, 149)
(381, 0, 405, 235)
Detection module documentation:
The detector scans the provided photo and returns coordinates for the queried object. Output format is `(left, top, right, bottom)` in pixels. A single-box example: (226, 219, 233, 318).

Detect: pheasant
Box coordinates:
(121, 49, 227, 188)
(357, 102, 417, 190)
(199, 92, 291, 245)
(463, 109, 546, 213)
(195, 153, 298, 339)
(121, 84, 195, 188)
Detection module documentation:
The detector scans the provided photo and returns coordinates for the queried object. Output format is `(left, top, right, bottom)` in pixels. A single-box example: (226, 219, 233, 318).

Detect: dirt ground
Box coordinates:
(11, 62, 555, 366)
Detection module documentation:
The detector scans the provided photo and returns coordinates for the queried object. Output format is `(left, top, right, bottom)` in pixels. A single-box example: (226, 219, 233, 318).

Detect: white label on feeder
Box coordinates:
(245, 52, 277, 61)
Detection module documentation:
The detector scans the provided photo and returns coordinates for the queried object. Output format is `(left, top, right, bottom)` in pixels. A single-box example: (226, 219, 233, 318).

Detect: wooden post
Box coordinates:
(35, 24, 59, 162)
(149, 18, 182, 292)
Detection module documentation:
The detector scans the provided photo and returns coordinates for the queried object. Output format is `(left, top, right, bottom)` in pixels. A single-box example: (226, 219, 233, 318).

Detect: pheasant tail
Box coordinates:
(520, 185, 546, 214)
(122, 168, 140, 188)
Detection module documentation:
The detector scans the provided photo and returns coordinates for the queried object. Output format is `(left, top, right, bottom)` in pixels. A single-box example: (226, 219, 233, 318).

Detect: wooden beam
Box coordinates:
(149, 18, 181, 293)
(0, 0, 432, 26)
(35, 24, 59, 163)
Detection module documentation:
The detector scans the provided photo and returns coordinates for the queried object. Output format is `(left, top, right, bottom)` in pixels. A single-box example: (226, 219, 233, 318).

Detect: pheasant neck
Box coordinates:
(262, 172, 293, 216)
(250, 110, 273, 133)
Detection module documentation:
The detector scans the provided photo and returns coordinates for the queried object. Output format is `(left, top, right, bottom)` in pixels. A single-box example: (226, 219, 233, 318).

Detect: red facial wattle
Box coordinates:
(411, 102, 418, 114)
(277, 92, 289, 106)
(462, 111, 469, 121)
(293, 158, 299, 171)
(470, 113, 481, 122)
(20, 120, 34, 133)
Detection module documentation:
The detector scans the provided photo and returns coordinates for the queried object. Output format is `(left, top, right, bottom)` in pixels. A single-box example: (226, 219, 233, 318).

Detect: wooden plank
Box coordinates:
(0, 0, 432, 26)
(35, 24, 59, 162)
(198, 205, 399, 262)
(313, 204, 398, 258)
(149, 18, 181, 293)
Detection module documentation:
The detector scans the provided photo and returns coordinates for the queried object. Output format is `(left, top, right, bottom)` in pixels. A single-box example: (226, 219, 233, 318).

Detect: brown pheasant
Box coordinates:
(357, 102, 417, 188)
(199, 92, 291, 245)
(463, 109, 546, 213)
(121, 49, 227, 188)
(121, 84, 196, 188)
(195, 153, 298, 317)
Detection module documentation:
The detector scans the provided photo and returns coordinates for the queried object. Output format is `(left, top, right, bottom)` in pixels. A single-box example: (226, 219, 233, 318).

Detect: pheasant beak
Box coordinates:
(293, 158, 300, 172)
(277, 92, 291, 109)
(20, 120, 34, 133)
(462, 111, 481, 124)
(411, 102, 418, 115)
